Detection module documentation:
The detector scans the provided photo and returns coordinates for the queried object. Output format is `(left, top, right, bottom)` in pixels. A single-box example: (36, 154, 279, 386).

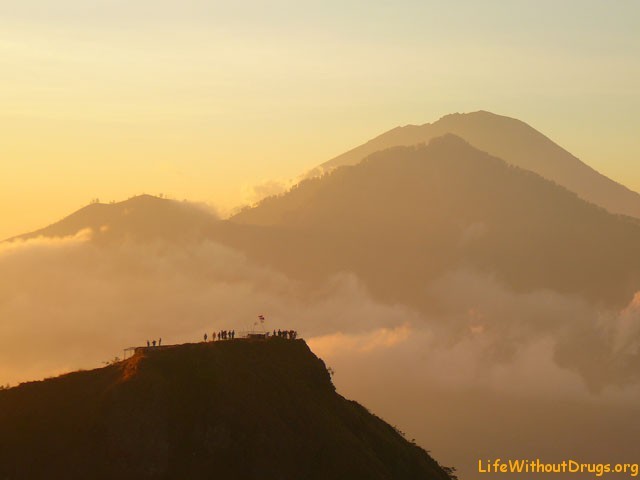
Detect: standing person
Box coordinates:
(152, 340, 157, 347)
(147, 340, 150, 347)
(204, 333, 208, 342)
(159, 338, 162, 346)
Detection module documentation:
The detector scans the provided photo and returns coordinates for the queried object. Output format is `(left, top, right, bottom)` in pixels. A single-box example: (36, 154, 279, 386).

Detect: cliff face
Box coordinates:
(0, 339, 453, 480)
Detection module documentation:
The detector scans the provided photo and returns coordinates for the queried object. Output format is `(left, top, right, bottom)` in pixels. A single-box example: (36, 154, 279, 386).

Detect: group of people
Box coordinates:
(272, 329, 297, 340)
(204, 330, 235, 342)
(141, 325, 301, 351)
(202, 328, 299, 342)
(145, 328, 299, 348)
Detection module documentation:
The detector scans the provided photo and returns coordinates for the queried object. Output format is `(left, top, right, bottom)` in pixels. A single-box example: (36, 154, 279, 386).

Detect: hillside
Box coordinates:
(7, 195, 218, 244)
(229, 134, 640, 307)
(0, 339, 453, 480)
(309, 110, 640, 218)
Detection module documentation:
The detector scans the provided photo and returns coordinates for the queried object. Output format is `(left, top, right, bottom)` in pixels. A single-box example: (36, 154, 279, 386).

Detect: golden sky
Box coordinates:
(1, 0, 639, 240)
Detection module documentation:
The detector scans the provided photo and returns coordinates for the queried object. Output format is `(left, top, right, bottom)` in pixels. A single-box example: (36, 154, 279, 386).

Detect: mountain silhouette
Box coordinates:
(309, 111, 640, 218)
(229, 134, 640, 307)
(8, 194, 218, 244)
(9, 135, 640, 309)
(0, 339, 454, 480)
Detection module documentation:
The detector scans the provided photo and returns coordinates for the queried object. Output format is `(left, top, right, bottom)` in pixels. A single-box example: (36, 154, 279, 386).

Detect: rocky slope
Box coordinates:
(0, 339, 454, 480)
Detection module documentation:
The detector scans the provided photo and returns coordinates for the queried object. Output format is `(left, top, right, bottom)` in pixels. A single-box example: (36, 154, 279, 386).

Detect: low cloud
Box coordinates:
(308, 324, 412, 356)
(306, 274, 640, 479)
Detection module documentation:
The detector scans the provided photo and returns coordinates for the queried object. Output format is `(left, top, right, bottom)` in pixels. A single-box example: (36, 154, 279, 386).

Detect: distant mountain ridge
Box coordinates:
(0, 339, 454, 480)
(230, 134, 640, 307)
(8, 194, 218, 244)
(9, 135, 640, 309)
(309, 111, 640, 219)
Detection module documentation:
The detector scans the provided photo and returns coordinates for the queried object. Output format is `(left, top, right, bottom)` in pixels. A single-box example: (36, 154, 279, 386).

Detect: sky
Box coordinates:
(1, 0, 639, 240)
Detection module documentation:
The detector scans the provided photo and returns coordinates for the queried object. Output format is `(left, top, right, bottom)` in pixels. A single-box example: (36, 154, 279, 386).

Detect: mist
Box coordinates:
(308, 271, 640, 478)
(1, 231, 639, 478)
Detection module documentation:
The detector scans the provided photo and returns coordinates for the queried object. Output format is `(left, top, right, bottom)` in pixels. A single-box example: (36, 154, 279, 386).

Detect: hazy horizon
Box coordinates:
(2, 0, 640, 240)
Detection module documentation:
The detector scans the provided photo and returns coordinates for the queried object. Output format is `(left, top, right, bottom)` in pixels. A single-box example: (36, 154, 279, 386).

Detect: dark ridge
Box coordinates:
(0, 339, 454, 480)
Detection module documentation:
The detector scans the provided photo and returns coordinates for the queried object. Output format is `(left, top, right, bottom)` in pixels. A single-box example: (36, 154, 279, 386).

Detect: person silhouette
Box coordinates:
(204, 333, 208, 342)
(152, 340, 157, 347)
(159, 338, 162, 346)
(147, 340, 150, 347)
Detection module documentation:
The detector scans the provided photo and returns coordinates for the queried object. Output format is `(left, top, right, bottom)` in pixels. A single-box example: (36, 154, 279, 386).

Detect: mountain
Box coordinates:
(309, 111, 640, 218)
(7, 194, 218, 244)
(0, 339, 454, 480)
(11, 136, 640, 308)
(229, 135, 640, 307)
(9, 135, 640, 309)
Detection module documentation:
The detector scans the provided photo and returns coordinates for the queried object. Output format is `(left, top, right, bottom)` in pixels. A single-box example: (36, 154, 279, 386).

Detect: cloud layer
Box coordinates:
(1, 232, 639, 478)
